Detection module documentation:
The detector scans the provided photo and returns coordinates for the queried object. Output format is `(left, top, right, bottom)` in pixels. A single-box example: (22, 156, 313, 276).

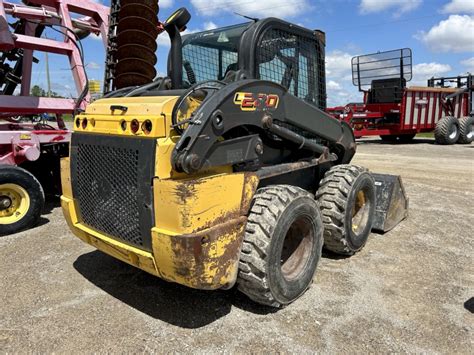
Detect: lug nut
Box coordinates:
(0, 197, 11, 210)
(255, 143, 264, 155)
(262, 114, 273, 129)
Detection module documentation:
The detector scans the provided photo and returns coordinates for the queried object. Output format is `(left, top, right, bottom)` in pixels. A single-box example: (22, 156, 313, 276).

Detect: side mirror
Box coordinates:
(164, 7, 191, 32)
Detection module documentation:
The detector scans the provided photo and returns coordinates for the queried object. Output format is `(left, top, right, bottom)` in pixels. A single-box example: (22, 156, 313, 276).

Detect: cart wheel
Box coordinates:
(458, 116, 473, 144)
(238, 185, 324, 307)
(435, 116, 460, 145)
(316, 165, 376, 255)
(0, 166, 45, 236)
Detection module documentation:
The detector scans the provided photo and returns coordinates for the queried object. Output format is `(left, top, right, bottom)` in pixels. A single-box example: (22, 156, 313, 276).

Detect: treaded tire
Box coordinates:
(458, 116, 473, 144)
(237, 185, 324, 308)
(316, 165, 375, 255)
(0, 166, 45, 236)
(435, 116, 460, 145)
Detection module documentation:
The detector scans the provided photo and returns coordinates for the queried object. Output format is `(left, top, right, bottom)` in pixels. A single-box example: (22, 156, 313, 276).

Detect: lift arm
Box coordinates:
(172, 80, 356, 174)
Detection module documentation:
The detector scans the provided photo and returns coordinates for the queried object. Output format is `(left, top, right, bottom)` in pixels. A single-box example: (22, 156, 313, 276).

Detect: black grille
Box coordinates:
(71, 134, 156, 250)
(257, 28, 326, 110)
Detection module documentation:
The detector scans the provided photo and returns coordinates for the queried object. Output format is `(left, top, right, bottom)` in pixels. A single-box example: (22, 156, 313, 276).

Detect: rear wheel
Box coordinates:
(0, 166, 45, 236)
(237, 185, 324, 307)
(316, 165, 376, 255)
(458, 116, 474, 144)
(435, 116, 460, 145)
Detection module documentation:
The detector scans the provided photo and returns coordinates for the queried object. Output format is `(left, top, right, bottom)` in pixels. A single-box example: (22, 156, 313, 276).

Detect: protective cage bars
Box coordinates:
(257, 27, 326, 110)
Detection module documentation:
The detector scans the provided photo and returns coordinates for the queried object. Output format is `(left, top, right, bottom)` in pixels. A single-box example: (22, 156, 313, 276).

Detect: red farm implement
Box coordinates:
(327, 48, 473, 145)
(0, 0, 109, 235)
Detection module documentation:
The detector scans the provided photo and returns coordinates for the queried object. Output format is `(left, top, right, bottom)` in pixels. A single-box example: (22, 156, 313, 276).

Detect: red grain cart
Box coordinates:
(327, 49, 473, 145)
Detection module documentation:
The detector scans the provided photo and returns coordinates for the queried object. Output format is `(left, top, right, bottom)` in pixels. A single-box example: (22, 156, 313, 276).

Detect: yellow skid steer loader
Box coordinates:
(61, 6, 408, 307)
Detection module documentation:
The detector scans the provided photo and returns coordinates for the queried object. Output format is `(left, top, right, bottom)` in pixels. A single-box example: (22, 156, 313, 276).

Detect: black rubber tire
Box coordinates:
(316, 165, 376, 255)
(237, 185, 324, 308)
(435, 116, 460, 145)
(458, 116, 474, 144)
(0, 166, 45, 236)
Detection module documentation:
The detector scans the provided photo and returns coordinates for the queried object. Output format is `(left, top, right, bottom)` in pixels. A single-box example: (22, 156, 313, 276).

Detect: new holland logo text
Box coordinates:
(233, 92, 280, 112)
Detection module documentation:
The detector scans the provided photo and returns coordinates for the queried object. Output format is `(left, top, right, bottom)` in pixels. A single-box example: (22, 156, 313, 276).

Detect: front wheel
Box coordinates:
(0, 166, 45, 236)
(316, 165, 376, 255)
(237, 185, 324, 308)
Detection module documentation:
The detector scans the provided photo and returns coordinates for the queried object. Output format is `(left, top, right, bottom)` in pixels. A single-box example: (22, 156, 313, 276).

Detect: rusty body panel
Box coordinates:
(152, 173, 259, 289)
(153, 173, 258, 234)
(152, 217, 247, 289)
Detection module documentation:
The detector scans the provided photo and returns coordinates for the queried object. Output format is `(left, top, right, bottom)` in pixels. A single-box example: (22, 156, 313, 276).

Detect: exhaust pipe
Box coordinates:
(164, 8, 191, 90)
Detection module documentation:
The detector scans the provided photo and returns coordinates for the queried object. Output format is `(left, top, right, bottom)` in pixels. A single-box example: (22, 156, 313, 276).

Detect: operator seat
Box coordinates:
(223, 63, 239, 82)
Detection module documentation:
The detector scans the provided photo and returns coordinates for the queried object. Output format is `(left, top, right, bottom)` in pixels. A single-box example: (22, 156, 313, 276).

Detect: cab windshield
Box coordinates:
(181, 23, 251, 83)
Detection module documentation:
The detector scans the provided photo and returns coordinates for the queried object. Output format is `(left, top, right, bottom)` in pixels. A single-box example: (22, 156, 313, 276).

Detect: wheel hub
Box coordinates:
(280, 216, 314, 281)
(0, 184, 30, 224)
(467, 123, 474, 139)
(352, 190, 370, 234)
(0, 196, 12, 211)
(449, 125, 458, 140)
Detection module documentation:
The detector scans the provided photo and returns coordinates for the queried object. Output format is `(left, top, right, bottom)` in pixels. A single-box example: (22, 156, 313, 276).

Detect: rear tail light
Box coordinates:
(131, 119, 139, 134)
(142, 120, 153, 135)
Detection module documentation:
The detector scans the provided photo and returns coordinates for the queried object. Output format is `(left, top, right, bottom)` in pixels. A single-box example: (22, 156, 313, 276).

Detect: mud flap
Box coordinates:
(372, 173, 409, 233)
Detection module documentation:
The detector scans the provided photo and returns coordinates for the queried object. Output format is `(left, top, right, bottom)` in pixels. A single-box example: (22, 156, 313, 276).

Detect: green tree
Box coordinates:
(30, 85, 45, 97)
(30, 85, 63, 98)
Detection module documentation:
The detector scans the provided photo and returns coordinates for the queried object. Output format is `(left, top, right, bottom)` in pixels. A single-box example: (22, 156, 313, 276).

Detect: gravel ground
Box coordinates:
(1, 138, 473, 353)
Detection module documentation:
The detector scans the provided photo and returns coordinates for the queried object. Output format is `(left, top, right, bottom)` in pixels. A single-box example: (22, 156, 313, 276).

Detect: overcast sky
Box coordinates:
(7, 0, 474, 106)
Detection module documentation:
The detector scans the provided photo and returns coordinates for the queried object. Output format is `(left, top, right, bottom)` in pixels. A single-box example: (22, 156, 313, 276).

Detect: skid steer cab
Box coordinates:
(61, 8, 408, 307)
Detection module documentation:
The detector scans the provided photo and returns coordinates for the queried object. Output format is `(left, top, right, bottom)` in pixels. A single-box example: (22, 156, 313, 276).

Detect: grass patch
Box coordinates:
(417, 132, 434, 138)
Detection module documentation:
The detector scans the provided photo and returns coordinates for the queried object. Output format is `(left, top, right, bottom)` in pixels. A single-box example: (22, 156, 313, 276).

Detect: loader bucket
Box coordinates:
(372, 174, 409, 233)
